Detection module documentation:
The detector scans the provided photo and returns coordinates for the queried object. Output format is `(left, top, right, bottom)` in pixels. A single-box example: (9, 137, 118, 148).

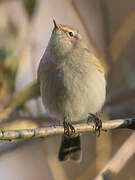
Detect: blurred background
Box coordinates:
(0, 0, 135, 179)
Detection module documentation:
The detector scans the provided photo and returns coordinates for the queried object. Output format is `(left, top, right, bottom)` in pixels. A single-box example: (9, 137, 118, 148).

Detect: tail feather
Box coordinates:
(58, 135, 82, 162)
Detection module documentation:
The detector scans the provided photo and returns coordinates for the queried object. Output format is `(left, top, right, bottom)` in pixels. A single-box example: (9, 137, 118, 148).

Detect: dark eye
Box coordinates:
(69, 31, 74, 37)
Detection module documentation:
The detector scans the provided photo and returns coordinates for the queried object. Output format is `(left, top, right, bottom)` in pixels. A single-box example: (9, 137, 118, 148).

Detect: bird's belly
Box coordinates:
(40, 69, 106, 123)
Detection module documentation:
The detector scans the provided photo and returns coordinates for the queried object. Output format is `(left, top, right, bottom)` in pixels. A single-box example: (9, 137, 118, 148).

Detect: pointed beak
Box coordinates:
(53, 19, 58, 29)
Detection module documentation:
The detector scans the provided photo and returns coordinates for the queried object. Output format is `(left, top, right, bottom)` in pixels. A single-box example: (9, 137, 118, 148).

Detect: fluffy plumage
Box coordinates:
(38, 21, 106, 161)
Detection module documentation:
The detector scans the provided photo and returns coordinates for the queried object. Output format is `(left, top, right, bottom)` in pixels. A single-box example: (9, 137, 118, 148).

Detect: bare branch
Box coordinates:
(0, 118, 135, 140)
(95, 132, 135, 180)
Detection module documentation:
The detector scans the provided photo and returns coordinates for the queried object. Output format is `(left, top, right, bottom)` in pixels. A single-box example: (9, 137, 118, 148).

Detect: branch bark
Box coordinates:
(0, 118, 135, 140)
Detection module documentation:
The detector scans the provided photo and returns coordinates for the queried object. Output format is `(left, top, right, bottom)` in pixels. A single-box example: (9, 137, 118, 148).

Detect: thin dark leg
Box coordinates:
(88, 113, 102, 136)
(63, 117, 75, 137)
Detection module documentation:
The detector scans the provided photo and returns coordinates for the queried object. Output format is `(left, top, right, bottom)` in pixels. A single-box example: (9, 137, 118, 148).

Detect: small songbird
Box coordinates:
(37, 20, 106, 162)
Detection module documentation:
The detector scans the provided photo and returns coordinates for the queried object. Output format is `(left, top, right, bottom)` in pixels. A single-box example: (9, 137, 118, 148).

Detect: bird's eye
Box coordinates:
(69, 31, 74, 37)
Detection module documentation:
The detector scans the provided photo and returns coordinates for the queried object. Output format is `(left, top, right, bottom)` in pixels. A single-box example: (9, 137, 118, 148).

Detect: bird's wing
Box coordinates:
(92, 56, 105, 75)
(84, 48, 105, 75)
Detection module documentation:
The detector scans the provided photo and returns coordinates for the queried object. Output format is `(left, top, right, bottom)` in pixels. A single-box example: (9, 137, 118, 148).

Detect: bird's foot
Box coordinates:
(63, 117, 75, 137)
(88, 113, 102, 136)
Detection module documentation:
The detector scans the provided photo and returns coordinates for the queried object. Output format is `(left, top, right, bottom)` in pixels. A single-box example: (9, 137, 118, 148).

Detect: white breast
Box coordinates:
(39, 45, 106, 123)
(39, 59, 106, 123)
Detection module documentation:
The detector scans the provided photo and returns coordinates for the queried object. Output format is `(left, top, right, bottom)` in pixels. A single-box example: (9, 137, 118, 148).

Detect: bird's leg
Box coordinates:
(88, 113, 102, 136)
(63, 117, 75, 137)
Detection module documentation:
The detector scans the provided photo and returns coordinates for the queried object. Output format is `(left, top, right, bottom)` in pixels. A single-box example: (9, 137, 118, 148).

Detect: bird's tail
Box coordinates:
(58, 134, 82, 162)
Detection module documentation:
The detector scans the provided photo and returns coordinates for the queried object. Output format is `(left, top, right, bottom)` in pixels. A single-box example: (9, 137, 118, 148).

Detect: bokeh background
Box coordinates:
(0, 0, 135, 179)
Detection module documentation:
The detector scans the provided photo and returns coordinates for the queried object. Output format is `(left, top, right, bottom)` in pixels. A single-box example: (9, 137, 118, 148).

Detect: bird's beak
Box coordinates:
(53, 19, 58, 29)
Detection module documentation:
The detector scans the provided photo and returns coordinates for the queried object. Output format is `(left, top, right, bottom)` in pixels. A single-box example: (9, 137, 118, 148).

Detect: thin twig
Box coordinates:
(95, 132, 135, 180)
(0, 118, 135, 140)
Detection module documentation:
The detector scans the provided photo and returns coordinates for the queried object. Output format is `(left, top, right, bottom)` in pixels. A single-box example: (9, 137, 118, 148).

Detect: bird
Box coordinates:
(37, 20, 106, 162)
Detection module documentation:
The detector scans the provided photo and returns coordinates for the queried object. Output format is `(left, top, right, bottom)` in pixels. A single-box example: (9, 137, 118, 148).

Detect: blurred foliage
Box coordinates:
(0, 82, 40, 122)
(0, 6, 24, 108)
(12, 82, 40, 110)
(0, 2, 40, 123)
(23, 0, 36, 18)
(2, 52, 18, 92)
(0, 48, 18, 108)
(1, 119, 38, 130)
